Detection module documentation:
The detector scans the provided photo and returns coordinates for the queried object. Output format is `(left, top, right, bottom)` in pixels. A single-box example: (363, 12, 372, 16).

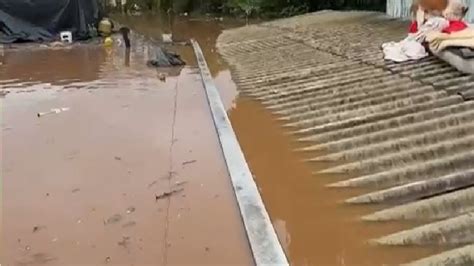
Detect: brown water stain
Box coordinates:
(229, 98, 444, 266)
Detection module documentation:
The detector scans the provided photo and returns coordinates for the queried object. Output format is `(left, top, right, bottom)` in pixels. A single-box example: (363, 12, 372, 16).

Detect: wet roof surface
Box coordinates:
(218, 11, 474, 265)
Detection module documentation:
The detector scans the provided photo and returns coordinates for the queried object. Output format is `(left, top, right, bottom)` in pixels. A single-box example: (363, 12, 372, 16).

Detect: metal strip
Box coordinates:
(191, 39, 289, 266)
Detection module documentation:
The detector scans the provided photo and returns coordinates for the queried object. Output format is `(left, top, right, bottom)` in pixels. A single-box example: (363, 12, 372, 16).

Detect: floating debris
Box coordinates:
(126, 207, 135, 214)
(114, 156, 122, 161)
(158, 73, 167, 82)
(104, 214, 122, 225)
(146, 47, 185, 67)
(117, 236, 131, 248)
(162, 34, 173, 43)
(37, 107, 70, 118)
(32, 226, 46, 233)
(71, 188, 80, 193)
(155, 188, 184, 201)
(174, 181, 188, 187)
(182, 160, 197, 166)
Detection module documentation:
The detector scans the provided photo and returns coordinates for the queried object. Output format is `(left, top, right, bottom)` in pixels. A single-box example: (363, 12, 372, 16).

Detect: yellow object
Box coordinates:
(98, 18, 112, 37)
(104, 37, 114, 47)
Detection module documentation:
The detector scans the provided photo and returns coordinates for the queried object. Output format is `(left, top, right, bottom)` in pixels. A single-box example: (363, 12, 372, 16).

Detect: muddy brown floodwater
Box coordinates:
(116, 14, 444, 266)
(229, 99, 446, 266)
(0, 16, 253, 266)
(1, 13, 444, 266)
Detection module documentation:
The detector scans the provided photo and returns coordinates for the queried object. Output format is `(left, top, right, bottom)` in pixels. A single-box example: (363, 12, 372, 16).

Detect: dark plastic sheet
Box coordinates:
(0, 0, 101, 43)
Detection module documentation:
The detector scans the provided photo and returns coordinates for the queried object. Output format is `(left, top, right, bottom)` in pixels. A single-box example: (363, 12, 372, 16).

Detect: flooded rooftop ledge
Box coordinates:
(191, 40, 289, 265)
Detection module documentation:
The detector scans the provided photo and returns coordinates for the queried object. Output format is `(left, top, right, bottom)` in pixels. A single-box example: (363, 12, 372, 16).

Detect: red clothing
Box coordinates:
(409, 20, 468, 34)
(409, 21, 418, 33)
(442, 20, 468, 33)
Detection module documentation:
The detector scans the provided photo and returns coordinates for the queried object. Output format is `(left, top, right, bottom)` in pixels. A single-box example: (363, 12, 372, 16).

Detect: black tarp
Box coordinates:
(147, 47, 186, 67)
(0, 0, 101, 43)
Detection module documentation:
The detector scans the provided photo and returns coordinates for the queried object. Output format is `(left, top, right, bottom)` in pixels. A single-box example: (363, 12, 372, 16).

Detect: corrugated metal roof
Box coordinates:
(217, 11, 474, 265)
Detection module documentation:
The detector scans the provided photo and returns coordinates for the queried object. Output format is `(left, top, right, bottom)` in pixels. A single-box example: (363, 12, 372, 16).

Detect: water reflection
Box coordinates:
(112, 14, 250, 110)
(0, 14, 246, 112)
(124, 48, 131, 67)
(0, 46, 106, 85)
(0, 32, 174, 100)
(114, 13, 249, 76)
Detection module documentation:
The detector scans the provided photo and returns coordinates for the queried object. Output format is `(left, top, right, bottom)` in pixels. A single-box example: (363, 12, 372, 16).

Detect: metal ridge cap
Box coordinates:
(191, 39, 289, 266)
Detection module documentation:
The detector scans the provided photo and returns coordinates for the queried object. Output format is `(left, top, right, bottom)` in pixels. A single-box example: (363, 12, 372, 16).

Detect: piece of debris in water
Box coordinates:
(182, 160, 197, 166)
(114, 156, 122, 161)
(158, 73, 167, 82)
(32, 226, 46, 233)
(105, 256, 111, 263)
(37, 107, 70, 118)
(104, 214, 123, 225)
(117, 236, 131, 248)
(71, 188, 80, 193)
(126, 207, 135, 214)
(173, 181, 188, 188)
(155, 188, 184, 201)
(162, 33, 173, 43)
(146, 47, 185, 67)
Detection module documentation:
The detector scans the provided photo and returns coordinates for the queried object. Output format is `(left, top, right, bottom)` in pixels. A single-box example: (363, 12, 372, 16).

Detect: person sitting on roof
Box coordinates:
(409, 0, 469, 34)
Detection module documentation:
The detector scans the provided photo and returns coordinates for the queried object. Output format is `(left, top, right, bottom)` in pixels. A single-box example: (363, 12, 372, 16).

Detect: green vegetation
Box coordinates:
(105, 0, 386, 18)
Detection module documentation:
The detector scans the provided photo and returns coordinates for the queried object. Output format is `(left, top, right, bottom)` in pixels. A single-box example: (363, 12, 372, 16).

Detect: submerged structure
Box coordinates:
(218, 11, 474, 264)
(0, 0, 101, 43)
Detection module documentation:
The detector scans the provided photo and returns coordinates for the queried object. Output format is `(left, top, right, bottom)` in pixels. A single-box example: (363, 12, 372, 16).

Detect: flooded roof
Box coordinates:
(217, 11, 474, 265)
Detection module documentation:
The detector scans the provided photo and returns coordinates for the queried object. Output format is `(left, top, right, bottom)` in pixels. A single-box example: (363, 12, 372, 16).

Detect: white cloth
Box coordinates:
(382, 40, 428, 62)
(382, 17, 450, 62)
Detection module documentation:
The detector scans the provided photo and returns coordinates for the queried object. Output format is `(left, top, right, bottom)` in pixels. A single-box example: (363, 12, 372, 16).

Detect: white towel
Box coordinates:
(382, 17, 450, 62)
(382, 39, 428, 62)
